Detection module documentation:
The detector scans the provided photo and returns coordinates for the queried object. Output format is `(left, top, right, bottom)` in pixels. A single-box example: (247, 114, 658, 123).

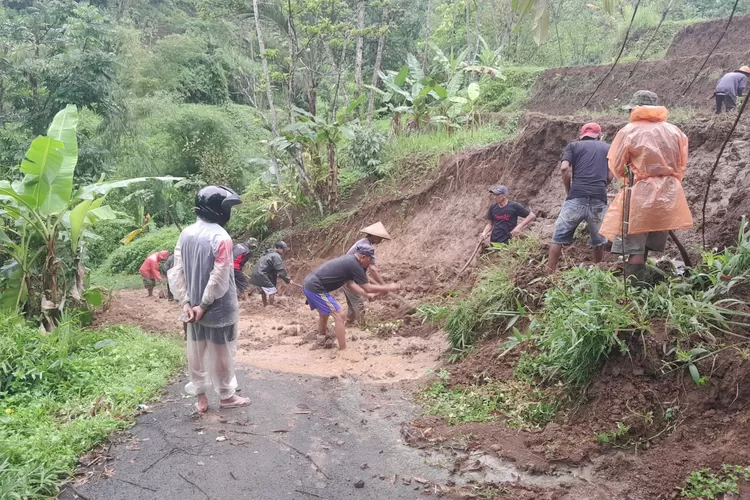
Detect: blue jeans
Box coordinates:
(552, 197, 608, 246)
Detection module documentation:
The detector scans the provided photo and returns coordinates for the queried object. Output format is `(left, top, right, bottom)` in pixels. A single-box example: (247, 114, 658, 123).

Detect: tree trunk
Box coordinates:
(327, 141, 339, 211)
(473, 0, 480, 64)
(354, 0, 366, 94)
(422, 0, 433, 73)
(331, 36, 350, 120)
(287, 0, 299, 122)
(465, 0, 471, 56)
(367, 5, 389, 122)
(253, 0, 283, 187)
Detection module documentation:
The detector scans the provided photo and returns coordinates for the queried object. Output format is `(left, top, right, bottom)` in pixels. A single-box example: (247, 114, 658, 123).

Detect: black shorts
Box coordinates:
(188, 323, 237, 344)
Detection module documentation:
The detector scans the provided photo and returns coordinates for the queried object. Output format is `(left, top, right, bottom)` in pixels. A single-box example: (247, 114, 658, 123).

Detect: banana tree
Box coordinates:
(281, 96, 365, 211)
(0, 105, 179, 328)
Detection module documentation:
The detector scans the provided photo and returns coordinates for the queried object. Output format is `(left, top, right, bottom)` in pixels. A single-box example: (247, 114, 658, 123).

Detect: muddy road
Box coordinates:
(96, 288, 446, 382)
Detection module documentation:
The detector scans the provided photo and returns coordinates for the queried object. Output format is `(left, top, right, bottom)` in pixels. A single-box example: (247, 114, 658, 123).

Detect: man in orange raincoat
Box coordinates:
(139, 250, 170, 297)
(599, 90, 693, 280)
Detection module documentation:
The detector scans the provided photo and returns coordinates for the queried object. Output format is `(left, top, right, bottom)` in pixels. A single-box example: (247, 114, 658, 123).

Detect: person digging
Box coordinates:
(599, 90, 692, 284)
(548, 122, 614, 273)
(481, 185, 536, 246)
(249, 241, 292, 307)
(302, 246, 400, 350)
(714, 66, 750, 114)
(343, 222, 392, 326)
(168, 185, 250, 413)
(233, 237, 258, 299)
(139, 250, 169, 297)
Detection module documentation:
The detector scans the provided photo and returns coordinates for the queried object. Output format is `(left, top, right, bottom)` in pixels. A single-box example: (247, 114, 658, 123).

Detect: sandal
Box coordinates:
(220, 396, 251, 409)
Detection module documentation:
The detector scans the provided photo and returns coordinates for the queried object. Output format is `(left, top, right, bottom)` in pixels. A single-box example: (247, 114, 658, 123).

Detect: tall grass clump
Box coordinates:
(418, 238, 540, 359)
(531, 268, 637, 386)
(0, 313, 184, 497)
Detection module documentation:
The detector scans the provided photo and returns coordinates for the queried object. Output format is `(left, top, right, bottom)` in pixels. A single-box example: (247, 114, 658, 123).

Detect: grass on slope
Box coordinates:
(0, 315, 184, 498)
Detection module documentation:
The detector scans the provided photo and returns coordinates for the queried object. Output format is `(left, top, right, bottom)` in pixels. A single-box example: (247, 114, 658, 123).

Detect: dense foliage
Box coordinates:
(0, 0, 741, 239)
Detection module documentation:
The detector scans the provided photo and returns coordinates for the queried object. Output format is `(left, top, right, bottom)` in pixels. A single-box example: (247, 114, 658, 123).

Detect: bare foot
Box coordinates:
(195, 394, 208, 414)
(220, 395, 250, 409)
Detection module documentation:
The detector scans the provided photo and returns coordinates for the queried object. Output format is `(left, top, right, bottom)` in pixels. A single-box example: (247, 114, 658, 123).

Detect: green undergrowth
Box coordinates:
(418, 221, 750, 428)
(417, 237, 542, 360)
(680, 464, 750, 499)
(88, 270, 144, 291)
(418, 369, 559, 429)
(0, 314, 184, 498)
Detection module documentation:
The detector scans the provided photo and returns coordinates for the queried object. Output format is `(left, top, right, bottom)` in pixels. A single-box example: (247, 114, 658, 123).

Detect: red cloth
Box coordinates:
(139, 250, 169, 280)
(233, 253, 246, 270)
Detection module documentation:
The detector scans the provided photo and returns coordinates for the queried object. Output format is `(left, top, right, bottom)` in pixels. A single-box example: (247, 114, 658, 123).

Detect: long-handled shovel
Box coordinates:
(455, 237, 485, 281)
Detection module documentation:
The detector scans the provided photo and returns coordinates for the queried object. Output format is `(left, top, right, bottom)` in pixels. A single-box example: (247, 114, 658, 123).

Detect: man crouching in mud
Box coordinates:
(168, 185, 250, 413)
(302, 245, 400, 350)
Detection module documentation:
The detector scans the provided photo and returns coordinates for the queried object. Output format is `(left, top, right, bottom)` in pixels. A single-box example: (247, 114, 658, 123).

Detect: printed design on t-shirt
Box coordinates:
(493, 213, 512, 222)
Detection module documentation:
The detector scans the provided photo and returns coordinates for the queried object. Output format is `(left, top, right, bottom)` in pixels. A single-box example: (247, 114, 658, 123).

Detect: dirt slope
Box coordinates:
(285, 113, 750, 273)
(526, 16, 750, 115)
(667, 15, 750, 59)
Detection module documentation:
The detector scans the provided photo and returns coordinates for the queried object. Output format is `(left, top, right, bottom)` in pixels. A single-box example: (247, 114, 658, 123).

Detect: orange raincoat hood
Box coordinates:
(599, 106, 693, 240)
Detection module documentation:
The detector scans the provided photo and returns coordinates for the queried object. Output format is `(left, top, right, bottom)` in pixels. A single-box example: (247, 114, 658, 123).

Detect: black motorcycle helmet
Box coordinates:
(195, 185, 242, 226)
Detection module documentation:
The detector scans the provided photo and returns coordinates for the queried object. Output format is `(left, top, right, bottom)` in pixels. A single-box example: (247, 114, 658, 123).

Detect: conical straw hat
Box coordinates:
(360, 221, 392, 240)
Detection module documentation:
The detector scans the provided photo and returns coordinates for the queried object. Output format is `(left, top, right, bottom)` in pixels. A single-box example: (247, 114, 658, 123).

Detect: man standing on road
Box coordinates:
(481, 185, 536, 245)
(343, 222, 392, 325)
(168, 185, 250, 413)
(249, 241, 292, 307)
(548, 123, 613, 273)
(302, 246, 400, 350)
(139, 250, 169, 297)
(714, 66, 750, 113)
(599, 91, 692, 282)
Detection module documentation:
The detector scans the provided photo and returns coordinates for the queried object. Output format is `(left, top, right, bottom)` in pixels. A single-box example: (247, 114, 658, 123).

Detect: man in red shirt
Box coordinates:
(139, 250, 170, 297)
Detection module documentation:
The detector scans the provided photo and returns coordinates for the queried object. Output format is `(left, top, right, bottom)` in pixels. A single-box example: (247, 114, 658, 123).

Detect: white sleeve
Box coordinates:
(200, 234, 233, 309)
(167, 236, 189, 306)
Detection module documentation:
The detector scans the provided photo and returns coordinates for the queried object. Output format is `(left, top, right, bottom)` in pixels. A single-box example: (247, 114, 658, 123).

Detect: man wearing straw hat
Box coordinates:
(343, 222, 391, 325)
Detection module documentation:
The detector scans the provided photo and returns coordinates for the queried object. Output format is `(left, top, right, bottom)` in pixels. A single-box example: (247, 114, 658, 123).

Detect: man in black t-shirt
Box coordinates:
(481, 185, 536, 245)
(548, 122, 613, 273)
(302, 246, 400, 350)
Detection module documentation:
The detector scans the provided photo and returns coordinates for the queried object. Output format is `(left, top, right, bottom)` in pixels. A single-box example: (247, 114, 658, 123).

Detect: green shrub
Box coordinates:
(343, 124, 387, 177)
(478, 67, 544, 112)
(85, 219, 138, 268)
(0, 313, 183, 497)
(101, 227, 180, 275)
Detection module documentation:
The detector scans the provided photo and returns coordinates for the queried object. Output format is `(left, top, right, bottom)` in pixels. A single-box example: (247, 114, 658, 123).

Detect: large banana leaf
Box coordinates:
(19, 106, 79, 215)
(76, 176, 181, 200)
(69, 197, 106, 252)
(18, 136, 66, 214)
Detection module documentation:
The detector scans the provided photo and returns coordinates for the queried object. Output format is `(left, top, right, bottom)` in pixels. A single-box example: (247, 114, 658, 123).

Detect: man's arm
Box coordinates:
(481, 221, 493, 239)
(167, 238, 195, 322)
(272, 254, 291, 283)
(367, 263, 386, 285)
(194, 237, 233, 320)
(560, 160, 572, 194)
(348, 281, 400, 296)
(511, 211, 537, 237)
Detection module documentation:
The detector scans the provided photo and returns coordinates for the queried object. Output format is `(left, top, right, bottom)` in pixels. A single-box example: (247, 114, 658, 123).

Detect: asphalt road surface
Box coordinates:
(61, 367, 449, 500)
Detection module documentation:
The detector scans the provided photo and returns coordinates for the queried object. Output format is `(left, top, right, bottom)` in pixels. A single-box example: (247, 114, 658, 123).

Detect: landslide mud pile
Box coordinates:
(526, 16, 750, 115)
(286, 113, 750, 274)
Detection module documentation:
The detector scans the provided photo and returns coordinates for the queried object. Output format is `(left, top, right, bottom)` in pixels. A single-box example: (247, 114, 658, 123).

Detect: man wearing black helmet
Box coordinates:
(302, 245, 401, 350)
(249, 241, 292, 307)
(168, 185, 249, 413)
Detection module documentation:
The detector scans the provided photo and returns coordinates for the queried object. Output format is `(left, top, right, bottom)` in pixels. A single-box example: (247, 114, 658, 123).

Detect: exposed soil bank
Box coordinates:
(527, 16, 750, 115)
